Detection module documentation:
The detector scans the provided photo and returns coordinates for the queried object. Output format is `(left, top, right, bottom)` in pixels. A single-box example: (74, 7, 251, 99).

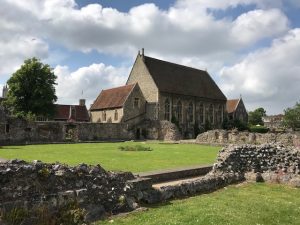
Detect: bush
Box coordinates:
(249, 126, 269, 133)
(118, 145, 153, 151)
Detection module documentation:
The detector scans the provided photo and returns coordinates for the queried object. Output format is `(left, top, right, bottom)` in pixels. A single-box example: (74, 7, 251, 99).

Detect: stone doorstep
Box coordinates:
(135, 165, 212, 184)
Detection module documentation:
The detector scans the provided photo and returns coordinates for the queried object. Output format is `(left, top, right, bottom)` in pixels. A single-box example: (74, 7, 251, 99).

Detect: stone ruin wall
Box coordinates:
(0, 119, 181, 145)
(1, 143, 300, 223)
(0, 160, 141, 224)
(196, 129, 300, 147)
(154, 144, 300, 201)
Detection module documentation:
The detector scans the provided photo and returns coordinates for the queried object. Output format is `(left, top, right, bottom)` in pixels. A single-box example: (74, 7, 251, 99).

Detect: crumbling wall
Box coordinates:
(151, 144, 300, 202)
(137, 120, 182, 141)
(0, 120, 134, 145)
(0, 160, 139, 224)
(196, 129, 299, 147)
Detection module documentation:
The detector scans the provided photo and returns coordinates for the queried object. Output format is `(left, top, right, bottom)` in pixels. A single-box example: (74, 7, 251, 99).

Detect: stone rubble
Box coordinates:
(196, 129, 299, 147)
(153, 144, 300, 201)
(0, 160, 138, 223)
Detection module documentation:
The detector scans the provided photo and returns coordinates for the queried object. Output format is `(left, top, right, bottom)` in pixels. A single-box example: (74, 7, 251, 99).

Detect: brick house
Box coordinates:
(90, 83, 146, 124)
(53, 101, 90, 122)
(226, 98, 248, 123)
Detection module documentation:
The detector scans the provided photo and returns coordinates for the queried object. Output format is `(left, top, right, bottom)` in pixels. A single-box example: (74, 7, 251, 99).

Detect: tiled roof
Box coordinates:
(226, 99, 240, 113)
(54, 104, 89, 122)
(90, 83, 136, 110)
(143, 56, 227, 100)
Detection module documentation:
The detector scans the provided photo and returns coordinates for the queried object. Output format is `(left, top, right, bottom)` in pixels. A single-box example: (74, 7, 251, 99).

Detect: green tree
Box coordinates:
(248, 107, 266, 125)
(283, 102, 300, 131)
(5, 58, 57, 118)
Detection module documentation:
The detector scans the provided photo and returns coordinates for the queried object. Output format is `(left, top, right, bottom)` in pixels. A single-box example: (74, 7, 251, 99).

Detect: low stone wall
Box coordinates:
(0, 118, 182, 145)
(196, 129, 299, 147)
(0, 160, 140, 224)
(151, 144, 300, 201)
(214, 144, 300, 185)
(0, 119, 134, 145)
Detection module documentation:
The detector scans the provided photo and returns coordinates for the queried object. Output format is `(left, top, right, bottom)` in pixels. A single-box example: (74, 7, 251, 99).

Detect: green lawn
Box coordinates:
(97, 183, 300, 225)
(0, 142, 220, 172)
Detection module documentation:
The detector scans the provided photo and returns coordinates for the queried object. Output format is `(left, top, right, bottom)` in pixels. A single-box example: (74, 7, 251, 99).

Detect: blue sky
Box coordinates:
(1, 0, 300, 114)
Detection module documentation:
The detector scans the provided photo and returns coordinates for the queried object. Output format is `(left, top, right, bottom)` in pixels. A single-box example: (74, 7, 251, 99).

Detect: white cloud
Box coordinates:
(0, 0, 297, 114)
(54, 63, 130, 107)
(0, 0, 290, 58)
(221, 28, 300, 114)
(232, 9, 288, 45)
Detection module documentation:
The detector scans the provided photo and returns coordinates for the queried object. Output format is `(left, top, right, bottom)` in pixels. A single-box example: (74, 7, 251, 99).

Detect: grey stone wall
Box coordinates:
(0, 120, 134, 145)
(196, 129, 299, 147)
(0, 160, 139, 223)
(148, 144, 300, 202)
(214, 144, 300, 186)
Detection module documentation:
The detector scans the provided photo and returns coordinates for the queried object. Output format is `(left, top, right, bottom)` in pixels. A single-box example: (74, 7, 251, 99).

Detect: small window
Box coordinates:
(134, 98, 139, 108)
(102, 111, 106, 121)
(5, 124, 9, 134)
(114, 110, 118, 121)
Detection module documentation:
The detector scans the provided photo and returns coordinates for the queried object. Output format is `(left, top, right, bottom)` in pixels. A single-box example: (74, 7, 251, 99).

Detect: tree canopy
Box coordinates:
(5, 58, 57, 118)
(283, 102, 300, 131)
(248, 107, 266, 126)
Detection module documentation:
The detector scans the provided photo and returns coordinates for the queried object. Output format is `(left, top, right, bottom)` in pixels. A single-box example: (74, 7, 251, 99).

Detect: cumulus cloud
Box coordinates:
(0, 0, 297, 114)
(221, 28, 300, 114)
(1, 0, 289, 58)
(54, 63, 130, 107)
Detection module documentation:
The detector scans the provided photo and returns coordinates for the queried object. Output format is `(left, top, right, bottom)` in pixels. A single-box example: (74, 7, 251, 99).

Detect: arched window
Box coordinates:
(176, 101, 182, 123)
(199, 103, 204, 124)
(114, 110, 118, 121)
(218, 105, 222, 124)
(188, 102, 194, 123)
(102, 111, 106, 121)
(164, 98, 170, 121)
(209, 104, 214, 124)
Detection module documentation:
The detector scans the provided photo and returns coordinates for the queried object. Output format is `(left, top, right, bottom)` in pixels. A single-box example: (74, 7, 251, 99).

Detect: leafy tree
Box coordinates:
(283, 102, 300, 131)
(248, 107, 266, 126)
(5, 58, 57, 118)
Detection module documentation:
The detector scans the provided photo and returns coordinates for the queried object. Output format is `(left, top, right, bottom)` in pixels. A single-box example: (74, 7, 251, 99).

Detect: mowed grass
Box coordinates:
(97, 183, 300, 225)
(0, 142, 220, 172)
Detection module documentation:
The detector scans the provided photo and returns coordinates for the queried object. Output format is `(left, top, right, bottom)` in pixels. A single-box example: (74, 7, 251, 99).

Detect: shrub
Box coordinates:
(118, 145, 152, 151)
(249, 126, 269, 133)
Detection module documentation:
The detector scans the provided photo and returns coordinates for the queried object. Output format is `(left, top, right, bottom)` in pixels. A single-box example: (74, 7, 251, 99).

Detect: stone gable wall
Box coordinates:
(126, 55, 158, 103)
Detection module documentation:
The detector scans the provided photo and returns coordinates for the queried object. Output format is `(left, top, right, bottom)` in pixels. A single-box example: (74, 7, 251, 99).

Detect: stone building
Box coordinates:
(92, 50, 227, 137)
(90, 83, 146, 125)
(262, 114, 284, 129)
(127, 50, 227, 135)
(226, 98, 248, 123)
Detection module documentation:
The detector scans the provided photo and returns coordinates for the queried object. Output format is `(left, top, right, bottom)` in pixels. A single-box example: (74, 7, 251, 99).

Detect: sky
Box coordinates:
(0, 0, 300, 114)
